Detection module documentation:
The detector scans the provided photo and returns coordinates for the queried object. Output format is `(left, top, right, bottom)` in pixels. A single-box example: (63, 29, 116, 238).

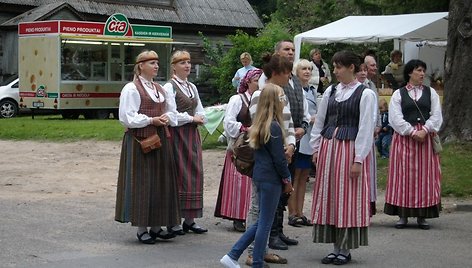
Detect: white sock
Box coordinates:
(220, 255, 240, 268)
(137, 227, 151, 240)
(150, 226, 164, 234)
(333, 244, 341, 255)
(339, 249, 350, 258)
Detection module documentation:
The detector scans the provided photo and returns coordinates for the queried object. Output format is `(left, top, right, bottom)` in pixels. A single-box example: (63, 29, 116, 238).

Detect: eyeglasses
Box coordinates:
(279, 95, 287, 102)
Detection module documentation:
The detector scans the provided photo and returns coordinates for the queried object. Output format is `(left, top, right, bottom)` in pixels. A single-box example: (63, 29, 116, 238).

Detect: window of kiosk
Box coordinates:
(61, 40, 108, 81)
(61, 40, 171, 82)
(123, 43, 171, 83)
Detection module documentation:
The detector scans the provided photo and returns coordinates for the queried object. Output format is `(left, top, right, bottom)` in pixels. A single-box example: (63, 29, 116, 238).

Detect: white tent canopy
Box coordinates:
(294, 12, 448, 61)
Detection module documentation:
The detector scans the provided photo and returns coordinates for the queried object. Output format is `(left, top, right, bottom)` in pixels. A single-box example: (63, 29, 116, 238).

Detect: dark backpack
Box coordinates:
(231, 131, 254, 177)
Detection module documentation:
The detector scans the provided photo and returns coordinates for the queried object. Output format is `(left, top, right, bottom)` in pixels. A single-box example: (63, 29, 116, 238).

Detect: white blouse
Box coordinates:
(118, 76, 177, 129)
(310, 82, 376, 163)
(224, 92, 251, 139)
(162, 76, 207, 127)
(388, 86, 443, 135)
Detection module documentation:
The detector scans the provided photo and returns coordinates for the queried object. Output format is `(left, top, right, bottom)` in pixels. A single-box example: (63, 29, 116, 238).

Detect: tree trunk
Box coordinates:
(442, 1, 472, 142)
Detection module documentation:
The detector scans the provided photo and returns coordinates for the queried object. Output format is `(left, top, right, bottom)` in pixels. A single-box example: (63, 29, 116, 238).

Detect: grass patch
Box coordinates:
(0, 114, 227, 150)
(0, 115, 124, 141)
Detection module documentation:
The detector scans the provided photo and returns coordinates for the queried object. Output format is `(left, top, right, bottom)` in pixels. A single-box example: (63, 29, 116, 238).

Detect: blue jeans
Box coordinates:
(375, 132, 392, 157)
(227, 181, 282, 268)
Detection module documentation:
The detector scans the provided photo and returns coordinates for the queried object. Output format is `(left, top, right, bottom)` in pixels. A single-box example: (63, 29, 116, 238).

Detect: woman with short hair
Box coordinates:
(384, 59, 442, 230)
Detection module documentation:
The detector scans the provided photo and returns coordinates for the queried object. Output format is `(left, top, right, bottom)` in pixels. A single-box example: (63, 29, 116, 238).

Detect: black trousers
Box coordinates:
(270, 144, 297, 237)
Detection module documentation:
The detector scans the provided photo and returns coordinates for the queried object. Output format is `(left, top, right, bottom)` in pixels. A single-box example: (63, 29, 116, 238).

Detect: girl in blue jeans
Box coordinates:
(220, 83, 293, 268)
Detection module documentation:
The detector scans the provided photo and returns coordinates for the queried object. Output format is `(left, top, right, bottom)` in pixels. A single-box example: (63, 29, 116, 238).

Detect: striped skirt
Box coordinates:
(311, 136, 371, 248)
(170, 124, 204, 219)
(115, 130, 181, 227)
(214, 151, 252, 221)
(384, 129, 441, 218)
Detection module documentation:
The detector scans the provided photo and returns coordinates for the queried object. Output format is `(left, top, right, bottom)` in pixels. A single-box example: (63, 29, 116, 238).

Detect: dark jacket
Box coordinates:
(252, 121, 291, 185)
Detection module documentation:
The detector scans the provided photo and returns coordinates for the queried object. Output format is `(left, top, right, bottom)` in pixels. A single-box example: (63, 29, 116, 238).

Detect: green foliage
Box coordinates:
(352, 0, 449, 15)
(274, 0, 339, 33)
(200, 20, 292, 103)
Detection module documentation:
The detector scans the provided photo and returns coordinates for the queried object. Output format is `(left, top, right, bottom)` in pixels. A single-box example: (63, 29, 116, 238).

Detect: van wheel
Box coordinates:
(0, 99, 19, 118)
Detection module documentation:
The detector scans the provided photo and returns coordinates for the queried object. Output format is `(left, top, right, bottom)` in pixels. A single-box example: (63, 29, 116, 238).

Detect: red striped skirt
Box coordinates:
(385, 128, 441, 208)
(311, 137, 371, 228)
(214, 152, 252, 221)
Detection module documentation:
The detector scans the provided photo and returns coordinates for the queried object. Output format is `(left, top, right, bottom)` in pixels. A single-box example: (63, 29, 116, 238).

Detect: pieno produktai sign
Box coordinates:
(18, 13, 172, 39)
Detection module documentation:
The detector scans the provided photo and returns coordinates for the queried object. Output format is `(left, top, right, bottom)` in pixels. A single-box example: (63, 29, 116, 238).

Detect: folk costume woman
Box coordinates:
(214, 68, 262, 232)
(384, 59, 442, 230)
(163, 50, 208, 235)
(115, 50, 180, 244)
(309, 51, 376, 265)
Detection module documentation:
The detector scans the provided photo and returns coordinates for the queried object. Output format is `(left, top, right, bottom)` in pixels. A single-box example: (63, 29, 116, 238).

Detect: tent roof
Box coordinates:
(294, 12, 448, 60)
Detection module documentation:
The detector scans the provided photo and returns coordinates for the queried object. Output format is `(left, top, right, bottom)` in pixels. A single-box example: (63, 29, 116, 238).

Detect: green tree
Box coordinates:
(200, 20, 292, 103)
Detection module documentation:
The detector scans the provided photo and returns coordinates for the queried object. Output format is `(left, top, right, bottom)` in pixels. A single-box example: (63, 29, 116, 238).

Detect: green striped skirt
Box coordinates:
(115, 130, 181, 227)
(312, 224, 368, 249)
(384, 203, 441, 218)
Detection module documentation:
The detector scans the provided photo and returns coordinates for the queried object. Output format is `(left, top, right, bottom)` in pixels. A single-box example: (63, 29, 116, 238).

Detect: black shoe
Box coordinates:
(321, 253, 337, 264)
(279, 232, 298, 245)
(395, 217, 408, 229)
(233, 220, 246, 232)
(333, 253, 351, 265)
(167, 225, 185, 236)
(268, 235, 288, 250)
(182, 222, 208, 234)
(417, 218, 430, 230)
(136, 231, 156, 244)
(149, 228, 176, 240)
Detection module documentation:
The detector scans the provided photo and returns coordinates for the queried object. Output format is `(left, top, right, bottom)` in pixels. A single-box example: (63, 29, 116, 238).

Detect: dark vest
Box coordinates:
(132, 79, 166, 138)
(170, 80, 198, 115)
(400, 86, 431, 125)
(284, 75, 304, 128)
(236, 93, 251, 127)
(320, 84, 366, 140)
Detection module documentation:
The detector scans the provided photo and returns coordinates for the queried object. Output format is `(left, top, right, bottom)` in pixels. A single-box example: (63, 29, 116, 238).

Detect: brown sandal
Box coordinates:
(264, 253, 288, 264)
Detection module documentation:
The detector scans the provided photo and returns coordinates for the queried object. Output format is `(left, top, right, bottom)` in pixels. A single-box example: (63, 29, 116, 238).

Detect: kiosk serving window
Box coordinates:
(61, 40, 171, 82)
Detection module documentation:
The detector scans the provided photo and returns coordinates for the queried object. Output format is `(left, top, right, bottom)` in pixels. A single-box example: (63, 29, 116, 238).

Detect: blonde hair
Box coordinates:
(133, 50, 159, 78)
(379, 98, 388, 110)
(249, 83, 286, 149)
(169, 50, 191, 76)
(293, 59, 312, 76)
(171, 50, 190, 64)
(240, 52, 252, 60)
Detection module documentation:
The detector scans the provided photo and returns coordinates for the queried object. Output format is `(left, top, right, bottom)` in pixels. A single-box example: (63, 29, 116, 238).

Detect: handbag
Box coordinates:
(432, 134, 443, 154)
(411, 90, 442, 154)
(231, 131, 254, 177)
(136, 133, 161, 153)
